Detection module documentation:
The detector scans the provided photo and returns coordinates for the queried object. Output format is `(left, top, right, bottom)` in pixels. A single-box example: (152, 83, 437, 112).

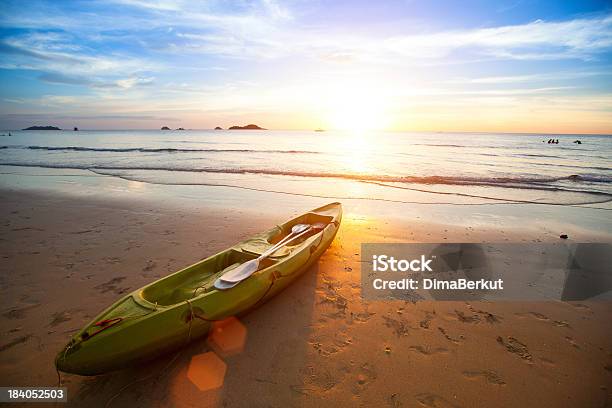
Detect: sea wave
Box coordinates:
(1, 162, 610, 194)
(2, 145, 320, 154)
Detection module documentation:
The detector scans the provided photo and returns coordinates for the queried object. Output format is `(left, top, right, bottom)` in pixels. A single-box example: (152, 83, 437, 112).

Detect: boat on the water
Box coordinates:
(56, 202, 342, 375)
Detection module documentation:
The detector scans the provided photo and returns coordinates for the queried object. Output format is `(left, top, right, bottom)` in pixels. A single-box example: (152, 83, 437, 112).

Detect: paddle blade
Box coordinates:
(214, 278, 240, 290)
(219, 259, 260, 283)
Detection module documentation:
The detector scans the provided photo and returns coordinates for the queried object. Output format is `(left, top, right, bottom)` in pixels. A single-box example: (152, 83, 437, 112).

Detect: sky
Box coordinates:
(0, 0, 611, 133)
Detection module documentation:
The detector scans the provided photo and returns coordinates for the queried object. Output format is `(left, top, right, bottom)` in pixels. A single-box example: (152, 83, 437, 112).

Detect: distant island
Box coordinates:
(161, 126, 171, 130)
(23, 126, 61, 130)
(214, 126, 223, 130)
(228, 124, 266, 130)
(176, 127, 185, 130)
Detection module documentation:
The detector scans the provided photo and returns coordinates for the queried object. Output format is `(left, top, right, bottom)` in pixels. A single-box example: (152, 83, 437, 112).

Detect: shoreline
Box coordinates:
(1, 185, 611, 407)
(1, 165, 611, 241)
(1, 161, 611, 208)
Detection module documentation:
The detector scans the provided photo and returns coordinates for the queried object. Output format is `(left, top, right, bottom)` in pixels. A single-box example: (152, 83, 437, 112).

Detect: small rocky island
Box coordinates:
(23, 125, 61, 130)
(228, 124, 266, 130)
(214, 126, 223, 130)
(161, 126, 171, 130)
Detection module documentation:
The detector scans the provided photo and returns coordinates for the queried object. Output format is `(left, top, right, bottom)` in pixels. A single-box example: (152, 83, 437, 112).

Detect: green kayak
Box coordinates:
(56, 202, 342, 375)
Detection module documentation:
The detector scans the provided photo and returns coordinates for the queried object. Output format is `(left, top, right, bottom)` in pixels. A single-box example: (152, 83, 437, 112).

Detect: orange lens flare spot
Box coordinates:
(206, 317, 247, 356)
(186, 352, 227, 392)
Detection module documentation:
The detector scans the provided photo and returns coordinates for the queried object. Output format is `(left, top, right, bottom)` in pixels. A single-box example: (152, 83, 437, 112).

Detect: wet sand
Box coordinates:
(0, 189, 611, 407)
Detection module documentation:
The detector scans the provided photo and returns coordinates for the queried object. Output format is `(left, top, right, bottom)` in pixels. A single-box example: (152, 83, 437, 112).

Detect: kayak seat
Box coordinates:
(240, 211, 333, 257)
(268, 212, 334, 245)
(240, 231, 293, 258)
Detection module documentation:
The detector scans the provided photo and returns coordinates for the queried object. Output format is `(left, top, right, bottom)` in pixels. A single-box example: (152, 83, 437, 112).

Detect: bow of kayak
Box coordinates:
(56, 202, 342, 375)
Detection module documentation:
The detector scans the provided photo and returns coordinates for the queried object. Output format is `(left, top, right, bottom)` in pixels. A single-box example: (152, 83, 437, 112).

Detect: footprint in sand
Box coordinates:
(453, 310, 480, 324)
(4, 327, 22, 334)
(94, 277, 129, 294)
(319, 293, 348, 314)
(0, 334, 32, 353)
(351, 310, 375, 323)
(387, 393, 402, 408)
(496, 336, 532, 361)
(415, 393, 461, 408)
(142, 260, 156, 272)
(419, 311, 436, 329)
(569, 303, 590, 311)
(540, 357, 556, 367)
(527, 311, 549, 320)
(409, 345, 449, 356)
(516, 312, 570, 328)
(462, 370, 506, 385)
(49, 309, 81, 327)
(351, 363, 377, 395)
(383, 315, 410, 337)
(310, 340, 340, 357)
(438, 327, 463, 344)
(333, 331, 353, 349)
(468, 307, 502, 324)
(309, 330, 352, 357)
(565, 336, 580, 349)
(2, 303, 41, 320)
(49, 311, 71, 327)
(291, 365, 338, 395)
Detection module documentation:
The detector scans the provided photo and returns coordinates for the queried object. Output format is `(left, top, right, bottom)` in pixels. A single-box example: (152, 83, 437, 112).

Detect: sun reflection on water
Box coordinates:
(330, 131, 374, 175)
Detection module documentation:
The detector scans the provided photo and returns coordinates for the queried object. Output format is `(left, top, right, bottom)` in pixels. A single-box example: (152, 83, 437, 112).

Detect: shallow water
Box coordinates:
(0, 129, 610, 206)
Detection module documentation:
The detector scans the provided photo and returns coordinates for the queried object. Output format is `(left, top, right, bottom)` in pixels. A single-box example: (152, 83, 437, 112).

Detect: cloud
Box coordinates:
(147, 11, 612, 62)
(2, 3, 611, 75)
(449, 70, 612, 84)
(381, 15, 612, 61)
(38, 72, 97, 86)
(0, 2, 611, 132)
(115, 77, 154, 89)
(0, 41, 62, 61)
(38, 71, 154, 89)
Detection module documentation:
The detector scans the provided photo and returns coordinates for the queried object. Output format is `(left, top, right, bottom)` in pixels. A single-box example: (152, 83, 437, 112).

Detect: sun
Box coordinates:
(322, 84, 390, 132)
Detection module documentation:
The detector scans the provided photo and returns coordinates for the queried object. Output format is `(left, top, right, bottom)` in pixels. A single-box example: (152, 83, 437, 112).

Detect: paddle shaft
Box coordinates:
(259, 227, 312, 259)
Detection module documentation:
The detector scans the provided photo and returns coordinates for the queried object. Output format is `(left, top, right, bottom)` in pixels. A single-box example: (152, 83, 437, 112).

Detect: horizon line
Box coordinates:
(4, 128, 612, 136)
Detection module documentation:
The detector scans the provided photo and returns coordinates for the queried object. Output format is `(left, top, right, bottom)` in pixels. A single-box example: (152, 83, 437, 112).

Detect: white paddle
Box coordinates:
(214, 222, 326, 290)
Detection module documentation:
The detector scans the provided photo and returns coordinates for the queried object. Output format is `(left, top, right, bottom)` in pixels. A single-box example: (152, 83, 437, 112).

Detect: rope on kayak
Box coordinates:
(55, 340, 75, 387)
(105, 298, 212, 406)
(185, 299, 195, 342)
(185, 298, 220, 323)
(105, 350, 183, 408)
(56, 366, 62, 388)
(185, 270, 280, 329)
(252, 272, 278, 309)
(105, 309, 191, 407)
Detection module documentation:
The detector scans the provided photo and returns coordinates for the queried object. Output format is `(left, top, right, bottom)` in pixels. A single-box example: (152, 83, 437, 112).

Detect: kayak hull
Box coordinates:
(56, 202, 342, 375)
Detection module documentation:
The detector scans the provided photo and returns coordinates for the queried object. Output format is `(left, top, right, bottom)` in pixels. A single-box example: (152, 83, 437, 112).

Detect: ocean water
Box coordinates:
(0, 130, 610, 207)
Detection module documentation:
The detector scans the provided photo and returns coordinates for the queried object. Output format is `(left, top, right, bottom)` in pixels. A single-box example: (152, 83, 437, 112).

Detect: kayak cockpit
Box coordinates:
(140, 249, 278, 306)
(138, 204, 340, 307)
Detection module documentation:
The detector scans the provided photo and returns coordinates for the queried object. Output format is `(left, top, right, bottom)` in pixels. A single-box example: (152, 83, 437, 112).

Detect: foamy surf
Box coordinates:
(1, 129, 610, 206)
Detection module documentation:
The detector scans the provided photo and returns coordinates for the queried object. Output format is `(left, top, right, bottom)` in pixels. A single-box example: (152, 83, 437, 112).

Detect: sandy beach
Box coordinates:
(1, 180, 610, 407)
(2, 0, 612, 406)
